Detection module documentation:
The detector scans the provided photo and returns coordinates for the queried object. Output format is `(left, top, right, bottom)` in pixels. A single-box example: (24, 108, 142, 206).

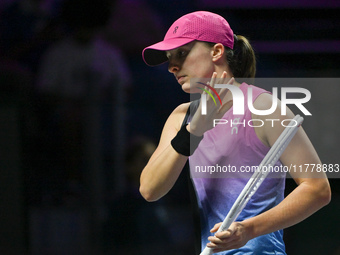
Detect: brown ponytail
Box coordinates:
(226, 35, 256, 78)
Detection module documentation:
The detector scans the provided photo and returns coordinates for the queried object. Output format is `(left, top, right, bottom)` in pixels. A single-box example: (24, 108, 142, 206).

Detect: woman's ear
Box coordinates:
(211, 43, 225, 62)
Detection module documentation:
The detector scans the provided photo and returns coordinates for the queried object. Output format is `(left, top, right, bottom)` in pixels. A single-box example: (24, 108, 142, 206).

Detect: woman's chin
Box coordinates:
(181, 82, 201, 94)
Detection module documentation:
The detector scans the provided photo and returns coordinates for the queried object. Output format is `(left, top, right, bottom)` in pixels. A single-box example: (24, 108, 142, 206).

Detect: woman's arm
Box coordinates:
(207, 93, 331, 252)
(139, 103, 190, 202)
(140, 72, 234, 202)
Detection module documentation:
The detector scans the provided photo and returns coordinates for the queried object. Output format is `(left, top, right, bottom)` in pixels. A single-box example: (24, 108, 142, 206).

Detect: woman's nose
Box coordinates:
(168, 59, 179, 73)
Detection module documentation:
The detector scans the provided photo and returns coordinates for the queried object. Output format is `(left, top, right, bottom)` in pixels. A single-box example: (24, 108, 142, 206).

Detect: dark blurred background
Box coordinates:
(0, 0, 339, 254)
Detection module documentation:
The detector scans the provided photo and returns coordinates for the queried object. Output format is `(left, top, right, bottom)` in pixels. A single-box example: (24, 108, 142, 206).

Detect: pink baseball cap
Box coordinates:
(142, 11, 234, 66)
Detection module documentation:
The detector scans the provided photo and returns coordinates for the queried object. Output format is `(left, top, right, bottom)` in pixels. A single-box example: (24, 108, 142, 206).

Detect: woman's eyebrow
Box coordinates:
(166, 43, 194, 59)
(166, 48, 182, 58)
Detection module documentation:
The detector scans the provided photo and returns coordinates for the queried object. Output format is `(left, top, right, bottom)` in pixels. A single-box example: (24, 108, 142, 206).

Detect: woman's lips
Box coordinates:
(177, 76, 186, 84)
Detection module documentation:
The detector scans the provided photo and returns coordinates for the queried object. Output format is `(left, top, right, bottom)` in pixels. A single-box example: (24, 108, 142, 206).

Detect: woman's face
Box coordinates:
(166, 41, 215, 93)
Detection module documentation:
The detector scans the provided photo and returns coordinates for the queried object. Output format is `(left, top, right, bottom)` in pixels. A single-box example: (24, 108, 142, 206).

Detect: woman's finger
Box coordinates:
(215, 225, 236, 239)
(218, 77, 234, 106)
(221, 71, 227, 81)
(209, 72, 217, 88)
(210, 222, 222, 233)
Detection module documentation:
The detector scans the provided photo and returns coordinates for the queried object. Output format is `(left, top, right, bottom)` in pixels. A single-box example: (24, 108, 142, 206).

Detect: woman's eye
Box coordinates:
(178, 50, 187, 57)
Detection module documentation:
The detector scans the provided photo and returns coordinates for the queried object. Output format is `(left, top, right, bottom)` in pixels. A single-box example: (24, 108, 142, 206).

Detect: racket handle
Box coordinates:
(200, 247, 214, 255)
(199, 217, 234, 255)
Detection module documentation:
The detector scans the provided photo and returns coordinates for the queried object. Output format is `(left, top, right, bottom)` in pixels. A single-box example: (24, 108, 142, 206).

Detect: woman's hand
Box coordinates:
(206, 221, 252, 253)
(188, 71, 234, 136)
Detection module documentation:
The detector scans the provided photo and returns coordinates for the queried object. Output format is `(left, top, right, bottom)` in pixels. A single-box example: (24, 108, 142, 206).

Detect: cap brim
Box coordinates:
(142, 37, 195, 66)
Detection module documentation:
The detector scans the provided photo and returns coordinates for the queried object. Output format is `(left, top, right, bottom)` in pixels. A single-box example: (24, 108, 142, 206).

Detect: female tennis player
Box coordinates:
(139, 11, 331, 254)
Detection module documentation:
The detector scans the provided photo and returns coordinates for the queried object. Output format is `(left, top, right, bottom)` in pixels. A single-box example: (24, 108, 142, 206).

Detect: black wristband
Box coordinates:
(171, 124, 204, 156)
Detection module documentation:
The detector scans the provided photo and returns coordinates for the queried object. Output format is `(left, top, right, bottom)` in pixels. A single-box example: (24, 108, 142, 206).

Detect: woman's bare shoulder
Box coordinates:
(167, 102, 191, 130)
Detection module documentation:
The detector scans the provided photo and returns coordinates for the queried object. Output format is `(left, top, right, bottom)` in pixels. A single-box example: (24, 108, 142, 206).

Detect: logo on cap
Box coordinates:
(173, 26, 179, 34)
